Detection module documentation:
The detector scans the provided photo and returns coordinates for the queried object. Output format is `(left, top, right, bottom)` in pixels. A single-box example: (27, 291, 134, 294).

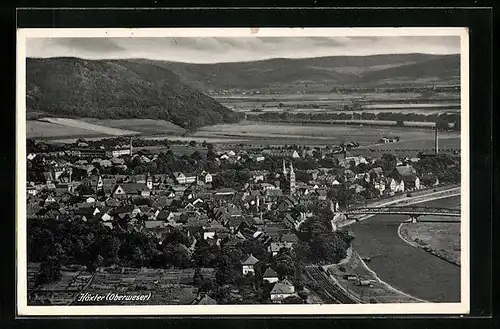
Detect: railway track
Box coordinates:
(305, 266, 359, 304)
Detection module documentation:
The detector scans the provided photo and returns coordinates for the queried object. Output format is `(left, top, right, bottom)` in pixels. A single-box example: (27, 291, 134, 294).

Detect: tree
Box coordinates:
(435, 119, 449, 130)
(272, 250, 295, 278)
(380, 153, 397, 174)
(131, 246, 145, 267)
(189, 140, 197, 147)
(191, 151, 202, 161)
(298, 290, 308, 301)
(282, 296, 303, 304)
(75, 183, 94, 196)
(192, 243, 221, 268)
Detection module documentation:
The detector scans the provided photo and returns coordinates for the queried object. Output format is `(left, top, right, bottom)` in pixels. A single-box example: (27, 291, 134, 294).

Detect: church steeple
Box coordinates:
(289, 161, 296, 195)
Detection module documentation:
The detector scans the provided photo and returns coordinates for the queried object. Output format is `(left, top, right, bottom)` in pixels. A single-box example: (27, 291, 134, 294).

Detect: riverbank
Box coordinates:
(398, 221, 461, 266)
(332, 186, 461, 302)
(346, 194, 461, 302)
(325, 250, 424, 303)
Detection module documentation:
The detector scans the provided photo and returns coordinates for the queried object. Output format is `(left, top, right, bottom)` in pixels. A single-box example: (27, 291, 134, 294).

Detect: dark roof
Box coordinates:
(281, 233, 299, 243)
(121, 183, 149, 193)
(241, 254, 259, 265)
(263, 267, 278, 278)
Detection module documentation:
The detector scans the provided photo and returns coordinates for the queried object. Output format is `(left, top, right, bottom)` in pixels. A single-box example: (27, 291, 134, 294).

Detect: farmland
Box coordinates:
(27, 121, 107, 139)
(27, 118, 140, 139)
(216, 90, 460, 115)
(80, 118, 187, 135)
(28, 265, 214, 305)
(399, 222, 461, 266)
(195, 122, 460, 148)
(27, 118, 185, 139)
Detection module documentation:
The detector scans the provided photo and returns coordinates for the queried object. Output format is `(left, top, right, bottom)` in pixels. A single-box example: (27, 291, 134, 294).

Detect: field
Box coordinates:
(216, 90, 460, 114)
(30, 118, 461, 159)
(399, 222, 461, 266)
(27, 121, 107, 139)
(80, 118, 186, 135)
(195, 121, 461, 149)
(27, 118, 185, 139)
(40, 118, 140, 135)
(28, 265, 207, 305)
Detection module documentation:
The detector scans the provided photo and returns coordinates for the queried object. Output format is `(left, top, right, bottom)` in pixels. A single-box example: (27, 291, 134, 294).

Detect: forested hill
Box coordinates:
(133, 53, 460, 92)
(26, 57, 240, 130)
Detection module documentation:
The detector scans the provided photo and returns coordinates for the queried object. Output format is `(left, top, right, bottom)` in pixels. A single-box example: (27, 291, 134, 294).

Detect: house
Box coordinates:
(27, 185, 38, 196)
(173, 172, 197, 185)
(268, 242, 293, 256)
(173, 172, 187, 184)
(331, 179, 341, 186)
(241, 254, 259, 275)
(373, 179, 386, 195)
(121, 183, 151, 197)
(394, 165, 417, 178)
(111, 184, 127, 199)
(270, 279, 296, 303)
(291, 150, 300, 158)
(198, 172, 213, 184)
(263, 267, 279, 284)
(44, 195, 56, 205)
(277, 196, 297, 212)
(380, 136, 399, 143)
(215, 188, 237, 196)
(388, 178, 405, 193)
(391, 165, 420, 191)
(402, 175, 421, 191)
(280, 233, 299, 244)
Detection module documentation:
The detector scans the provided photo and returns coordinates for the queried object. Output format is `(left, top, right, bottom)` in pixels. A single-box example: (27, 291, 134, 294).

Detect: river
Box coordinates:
(350, 196, 461, 302)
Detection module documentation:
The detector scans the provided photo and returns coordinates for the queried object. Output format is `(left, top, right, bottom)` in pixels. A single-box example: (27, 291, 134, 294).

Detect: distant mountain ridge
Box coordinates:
(132, 53, 460, 91)
(26, 57, 240, 129)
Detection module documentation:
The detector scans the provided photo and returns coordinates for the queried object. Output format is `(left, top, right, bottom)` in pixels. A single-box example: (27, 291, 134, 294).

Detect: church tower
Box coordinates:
(289, 162, 296, 195)
(130, 136, 133, 157)
(282, 159, 287, 176)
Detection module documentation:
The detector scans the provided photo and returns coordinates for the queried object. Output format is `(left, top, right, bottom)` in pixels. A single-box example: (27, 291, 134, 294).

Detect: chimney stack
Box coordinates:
(434, 125, 439, 155)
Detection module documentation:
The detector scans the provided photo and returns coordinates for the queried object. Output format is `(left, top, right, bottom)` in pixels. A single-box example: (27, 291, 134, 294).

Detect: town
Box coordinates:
(26, 134, 461, 305)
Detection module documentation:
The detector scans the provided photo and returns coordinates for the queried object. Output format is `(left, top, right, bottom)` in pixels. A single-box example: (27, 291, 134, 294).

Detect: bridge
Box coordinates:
(343, 206, 460, 223)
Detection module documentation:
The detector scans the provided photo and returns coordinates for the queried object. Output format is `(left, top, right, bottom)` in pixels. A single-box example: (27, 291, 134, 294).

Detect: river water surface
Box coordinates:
(350, 196, 461, 302)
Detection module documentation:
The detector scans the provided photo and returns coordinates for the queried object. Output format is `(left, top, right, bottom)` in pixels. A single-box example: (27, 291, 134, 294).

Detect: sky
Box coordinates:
(26, 36, 460, 64)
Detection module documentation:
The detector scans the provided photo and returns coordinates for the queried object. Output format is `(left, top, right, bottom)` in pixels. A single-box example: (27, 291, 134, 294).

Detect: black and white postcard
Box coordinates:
(16, 27, 469, 315)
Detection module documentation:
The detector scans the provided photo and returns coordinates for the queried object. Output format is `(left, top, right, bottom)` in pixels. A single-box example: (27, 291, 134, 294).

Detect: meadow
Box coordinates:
(27, 118, 184, 139)
(80, 118, 186, 135)
(196, 122, 460, 144)
(27, 121, 106, 139)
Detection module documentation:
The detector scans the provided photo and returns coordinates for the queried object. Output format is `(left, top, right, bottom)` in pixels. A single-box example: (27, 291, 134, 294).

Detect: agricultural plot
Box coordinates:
(195, 122, 459, 147)
(29, 266, 203, 306)
(80, 118, 186, 135)
(399, 221, 461, 266)
(41, 118, 140, 136)
(27, 120, 106, 139)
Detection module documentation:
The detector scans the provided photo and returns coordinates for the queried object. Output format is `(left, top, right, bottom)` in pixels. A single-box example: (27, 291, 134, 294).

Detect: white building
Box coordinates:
(241, 254, 259, 275)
